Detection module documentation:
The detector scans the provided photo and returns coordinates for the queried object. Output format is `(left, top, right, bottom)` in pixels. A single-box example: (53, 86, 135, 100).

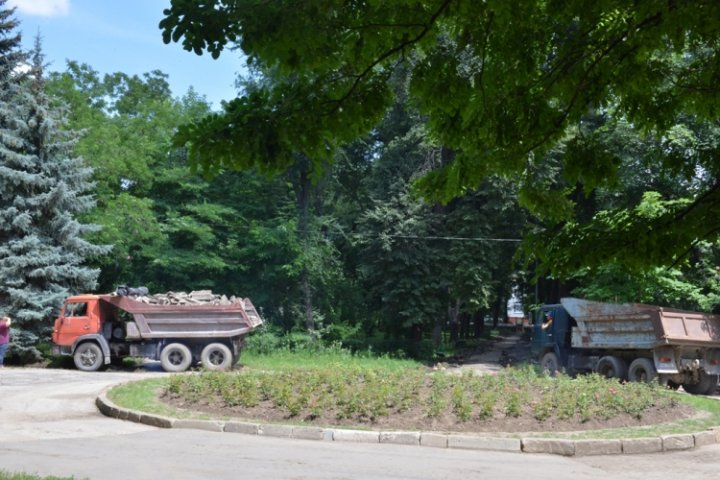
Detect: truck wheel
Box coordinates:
(627, 358, 657, 383)
(596, 356, 627, 380)
(200, 343, 233, 370)
(682, 371, 719, 395)
(160, 343, 193, 372)
(73, 342, 104, 372)
(540, 352, 560, 375)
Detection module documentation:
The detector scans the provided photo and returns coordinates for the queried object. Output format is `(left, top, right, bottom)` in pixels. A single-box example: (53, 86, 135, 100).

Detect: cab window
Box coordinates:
(66, 302, 88, 317)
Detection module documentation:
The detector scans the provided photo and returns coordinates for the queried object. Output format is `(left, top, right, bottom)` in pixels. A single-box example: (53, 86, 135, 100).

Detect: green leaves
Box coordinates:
(160, 0, 241, 59)
(160, 1, 720, 222)
(524, 188, 720, 277)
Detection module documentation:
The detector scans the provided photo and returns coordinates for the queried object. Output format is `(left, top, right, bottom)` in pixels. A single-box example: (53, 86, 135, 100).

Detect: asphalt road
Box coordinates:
(2, 367, 720, 480)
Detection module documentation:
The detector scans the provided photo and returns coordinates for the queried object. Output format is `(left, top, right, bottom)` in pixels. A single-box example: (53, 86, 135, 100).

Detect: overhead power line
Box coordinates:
(374, 234, 522, 242)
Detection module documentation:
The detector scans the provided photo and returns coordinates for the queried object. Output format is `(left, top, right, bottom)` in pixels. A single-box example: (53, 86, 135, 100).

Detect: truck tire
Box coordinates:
(682, 371, 719, 395)
(540, 352, 560, 375)
(73, 342, 104, 372)
(160, 343, 193, 372)
(627, 358, 657, 383)
(200, 343, 233, 370)
(596, 356, 627, 380)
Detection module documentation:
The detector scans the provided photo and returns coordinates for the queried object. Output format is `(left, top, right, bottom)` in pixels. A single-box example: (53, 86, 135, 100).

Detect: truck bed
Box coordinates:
(562, 297, 720, 349)
(99, 295, 263, 339)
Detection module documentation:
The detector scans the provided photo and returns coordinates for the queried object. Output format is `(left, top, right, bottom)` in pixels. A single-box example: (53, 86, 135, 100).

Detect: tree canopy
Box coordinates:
(160, 0, 720, 273)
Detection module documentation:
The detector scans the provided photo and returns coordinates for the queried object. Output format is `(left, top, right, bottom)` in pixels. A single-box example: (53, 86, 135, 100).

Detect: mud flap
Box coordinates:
(653, 346, 678, 374)
(703, 349, 720, 375)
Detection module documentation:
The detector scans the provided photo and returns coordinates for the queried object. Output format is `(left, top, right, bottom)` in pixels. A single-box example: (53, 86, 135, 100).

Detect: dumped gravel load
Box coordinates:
(128, 289, 241, 306)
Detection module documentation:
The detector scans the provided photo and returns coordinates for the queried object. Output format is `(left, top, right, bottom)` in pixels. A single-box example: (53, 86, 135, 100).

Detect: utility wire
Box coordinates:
(359, 234, 522, 242)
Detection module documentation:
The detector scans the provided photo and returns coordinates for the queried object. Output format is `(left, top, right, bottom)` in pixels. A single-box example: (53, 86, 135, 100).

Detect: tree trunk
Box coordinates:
(300, 269, 313, 331)
(473, 310, 485, 337)
(459, 311, 470, 339)
(448, 299, 460, 343)
(492, 297, 502, 329)
(432, 317, 443, 349)
(295, 156, 314, 331)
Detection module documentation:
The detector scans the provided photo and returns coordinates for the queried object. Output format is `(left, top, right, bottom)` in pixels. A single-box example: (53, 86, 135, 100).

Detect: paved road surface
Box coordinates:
(2, 367, 720, 479)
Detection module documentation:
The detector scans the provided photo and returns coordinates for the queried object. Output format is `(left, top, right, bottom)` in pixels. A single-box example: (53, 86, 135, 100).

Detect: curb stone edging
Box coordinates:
(96, 389, 720, 457)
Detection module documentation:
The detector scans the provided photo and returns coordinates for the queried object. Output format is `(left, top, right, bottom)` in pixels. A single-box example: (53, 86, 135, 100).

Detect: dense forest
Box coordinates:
(2, 1, 720, 361)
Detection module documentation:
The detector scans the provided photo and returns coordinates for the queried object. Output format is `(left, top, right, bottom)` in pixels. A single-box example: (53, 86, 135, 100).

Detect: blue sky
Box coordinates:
(9, 0, 243, 109)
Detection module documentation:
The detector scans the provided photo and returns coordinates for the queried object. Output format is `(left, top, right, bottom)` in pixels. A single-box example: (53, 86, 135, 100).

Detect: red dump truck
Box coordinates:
(532, 298, 720, 394)
(52, 293, 263, 372)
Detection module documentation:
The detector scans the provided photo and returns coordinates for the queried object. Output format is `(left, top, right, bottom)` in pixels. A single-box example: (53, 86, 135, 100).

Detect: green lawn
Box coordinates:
(0, 471, 76, 480)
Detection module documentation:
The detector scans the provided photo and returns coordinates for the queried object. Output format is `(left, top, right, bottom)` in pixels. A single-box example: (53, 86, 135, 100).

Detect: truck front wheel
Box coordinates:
(200, 343, 233, 370)
(540, 352, 560, 375)
(74, 342, 104, 372)
(160, 343, 193, 372)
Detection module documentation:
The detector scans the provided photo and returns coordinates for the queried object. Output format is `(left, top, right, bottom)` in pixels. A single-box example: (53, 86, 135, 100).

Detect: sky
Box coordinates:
(9, 0, 243, 109)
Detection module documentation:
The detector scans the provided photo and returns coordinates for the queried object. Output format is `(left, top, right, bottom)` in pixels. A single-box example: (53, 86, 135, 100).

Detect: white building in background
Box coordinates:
(507, 293, 527, 326)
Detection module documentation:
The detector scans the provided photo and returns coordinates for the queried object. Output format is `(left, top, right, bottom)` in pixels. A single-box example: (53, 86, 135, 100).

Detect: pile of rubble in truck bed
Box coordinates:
(119, 288, 241, 306)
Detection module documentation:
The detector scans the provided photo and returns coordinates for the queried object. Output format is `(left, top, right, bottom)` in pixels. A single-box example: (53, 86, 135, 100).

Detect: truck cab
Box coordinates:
(52, 295, 103, 347)
(52, 295, 112, 370)
(531, 304, 575, 373)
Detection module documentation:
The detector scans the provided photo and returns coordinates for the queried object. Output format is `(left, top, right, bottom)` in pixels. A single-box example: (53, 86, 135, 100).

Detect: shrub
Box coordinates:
(164, 361, 678, 426)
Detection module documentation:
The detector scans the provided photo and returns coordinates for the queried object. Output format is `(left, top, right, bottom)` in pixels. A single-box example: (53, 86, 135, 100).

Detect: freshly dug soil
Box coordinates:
(162, 390, 697, 434)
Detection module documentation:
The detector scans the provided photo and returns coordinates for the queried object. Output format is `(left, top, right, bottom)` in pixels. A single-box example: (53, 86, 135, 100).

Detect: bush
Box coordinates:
(6, 328, 45, 364)
(245, 325, 318, 354)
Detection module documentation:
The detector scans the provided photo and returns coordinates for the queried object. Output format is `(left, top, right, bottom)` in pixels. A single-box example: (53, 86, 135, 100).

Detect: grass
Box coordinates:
(0, 472, 77, 480)
(239, 348, 421, 371)
(553, 393, 720, 440)
(106, 379, 211, 420)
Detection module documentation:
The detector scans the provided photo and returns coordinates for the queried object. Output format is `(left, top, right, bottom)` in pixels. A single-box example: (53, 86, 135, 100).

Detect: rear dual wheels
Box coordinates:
(200, 343, 233, 371)
(159, 342, 236, 372)
(682, 371, 719, 395)
(627, 358, 657, 383)
(160, 343, 193, 372)
(596, 356, 627, 380)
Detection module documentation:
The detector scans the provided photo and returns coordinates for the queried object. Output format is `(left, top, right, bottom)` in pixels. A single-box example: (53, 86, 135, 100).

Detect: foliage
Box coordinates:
(242, 329, 421, 370)
(571, 263, 709, 311)
(47, 64, 344, 329)
(520, 111, 720, 306)
(524, 190, 719, 276)
(160, 0, 720, 274)
(164, 365, 677, 426)
(46, 64, 201, 293)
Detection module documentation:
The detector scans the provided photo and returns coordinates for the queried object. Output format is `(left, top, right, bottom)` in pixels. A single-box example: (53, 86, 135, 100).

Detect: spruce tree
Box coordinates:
(0, 31, 110, 361)
(0, 1, 27, 349)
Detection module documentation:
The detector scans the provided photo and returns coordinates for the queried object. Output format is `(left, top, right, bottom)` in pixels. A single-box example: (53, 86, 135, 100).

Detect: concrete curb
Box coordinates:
(96, 390, 720, 456)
